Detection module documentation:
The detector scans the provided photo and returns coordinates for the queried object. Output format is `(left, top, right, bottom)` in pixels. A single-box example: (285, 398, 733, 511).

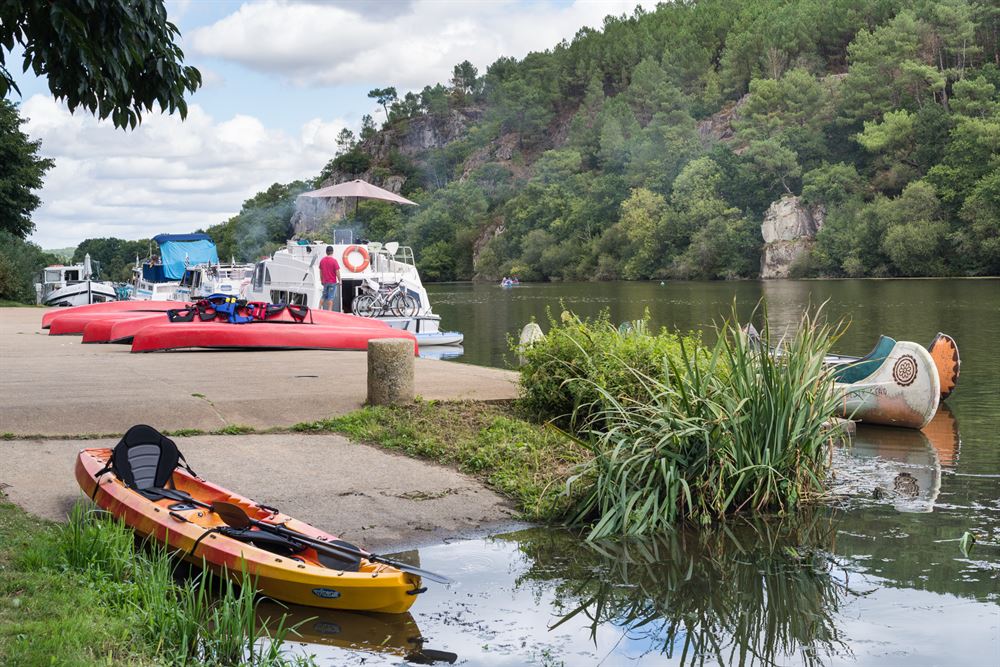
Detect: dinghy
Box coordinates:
(76, 426, 448, 613)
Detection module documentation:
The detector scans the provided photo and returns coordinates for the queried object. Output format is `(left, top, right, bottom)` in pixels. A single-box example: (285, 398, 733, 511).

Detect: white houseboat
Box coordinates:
(246, 235, 463, 346)
(35, 254, 117, 307)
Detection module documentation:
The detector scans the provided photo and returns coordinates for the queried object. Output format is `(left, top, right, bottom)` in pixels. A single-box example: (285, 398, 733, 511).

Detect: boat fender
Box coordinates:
(342, 245, 370, 273)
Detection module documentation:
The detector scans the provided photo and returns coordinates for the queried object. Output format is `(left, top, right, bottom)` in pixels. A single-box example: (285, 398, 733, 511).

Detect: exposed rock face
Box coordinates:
(760, 196, 825, 279)
(291, 109, 483, 236)
(697, 93, 749, 145)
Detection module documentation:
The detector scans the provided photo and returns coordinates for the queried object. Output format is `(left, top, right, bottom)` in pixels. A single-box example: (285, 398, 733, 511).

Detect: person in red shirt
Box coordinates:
(318, 246, 341, 311)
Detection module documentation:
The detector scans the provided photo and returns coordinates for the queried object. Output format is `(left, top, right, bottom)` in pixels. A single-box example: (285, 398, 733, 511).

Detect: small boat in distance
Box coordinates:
(35, 254, 116, 307)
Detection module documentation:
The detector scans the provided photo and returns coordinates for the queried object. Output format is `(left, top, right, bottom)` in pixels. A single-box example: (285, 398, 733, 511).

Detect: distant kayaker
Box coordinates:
(319, 246, 341, 312)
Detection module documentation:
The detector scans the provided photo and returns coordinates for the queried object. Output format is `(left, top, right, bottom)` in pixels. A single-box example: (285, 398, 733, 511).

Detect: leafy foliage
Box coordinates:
(0, 100, 52, 239)
(1, 0, 201, 129)
(72, 237, 149, 281)
(0, 230, 57, 302)
(517, 310, 704, 431)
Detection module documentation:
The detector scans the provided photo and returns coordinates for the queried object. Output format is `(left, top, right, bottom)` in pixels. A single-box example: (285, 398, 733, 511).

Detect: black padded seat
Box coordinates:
(99, 425, 197, 502)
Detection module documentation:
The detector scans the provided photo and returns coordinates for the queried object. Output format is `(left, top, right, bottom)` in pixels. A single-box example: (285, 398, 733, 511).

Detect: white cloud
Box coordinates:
(189, 0, 648, 90)
(21, 95, 345, 248)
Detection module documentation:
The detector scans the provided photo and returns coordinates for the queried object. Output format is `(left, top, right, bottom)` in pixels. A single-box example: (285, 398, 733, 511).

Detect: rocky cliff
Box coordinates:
(291, 108, 483, 236)
(760, 196, 825, 279)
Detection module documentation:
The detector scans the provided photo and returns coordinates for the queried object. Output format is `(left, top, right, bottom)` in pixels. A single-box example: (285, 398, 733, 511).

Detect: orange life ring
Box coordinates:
(342, 245, 370, 273)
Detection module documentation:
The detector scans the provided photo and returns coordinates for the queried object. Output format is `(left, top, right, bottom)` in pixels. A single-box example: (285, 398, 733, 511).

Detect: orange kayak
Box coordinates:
(76, 448, 422, 613)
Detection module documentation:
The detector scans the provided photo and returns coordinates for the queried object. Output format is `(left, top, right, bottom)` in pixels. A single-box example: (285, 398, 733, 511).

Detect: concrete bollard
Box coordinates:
(367, 338, 415, 406)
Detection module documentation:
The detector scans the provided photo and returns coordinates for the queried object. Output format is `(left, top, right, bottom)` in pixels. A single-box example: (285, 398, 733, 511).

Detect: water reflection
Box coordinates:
(505, 517, 854, 667)
(828, 406, 963, 514)
(258, 601, 458, 664)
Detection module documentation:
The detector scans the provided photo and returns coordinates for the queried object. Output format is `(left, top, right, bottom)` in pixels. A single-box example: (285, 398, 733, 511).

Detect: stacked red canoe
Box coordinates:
(42, 299, 417, 354)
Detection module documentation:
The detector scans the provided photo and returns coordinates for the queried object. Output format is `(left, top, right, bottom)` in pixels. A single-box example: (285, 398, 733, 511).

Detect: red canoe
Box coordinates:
(131, 321, 418, 353)
(42, 301, 190, 329)
(93, 309, 390, 344)
(82, 314, 166, 343)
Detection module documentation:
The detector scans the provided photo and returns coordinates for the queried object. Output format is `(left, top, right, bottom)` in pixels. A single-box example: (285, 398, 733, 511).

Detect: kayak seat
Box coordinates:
(833, 335, 897, 384)
(96, 424, 198, 503)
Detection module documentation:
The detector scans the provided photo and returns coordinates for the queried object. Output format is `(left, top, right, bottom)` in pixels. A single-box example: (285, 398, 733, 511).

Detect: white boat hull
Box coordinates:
(835, 341, 940, 429)
(42, 281, 117, 307)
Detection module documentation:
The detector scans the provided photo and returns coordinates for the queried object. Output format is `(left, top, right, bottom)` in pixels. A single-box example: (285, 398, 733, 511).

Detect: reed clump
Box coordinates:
(563, 307, 844, 539)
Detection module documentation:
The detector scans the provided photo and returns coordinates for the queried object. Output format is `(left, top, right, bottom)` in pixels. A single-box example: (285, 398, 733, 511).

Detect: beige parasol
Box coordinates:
(298, 179, 418, 206)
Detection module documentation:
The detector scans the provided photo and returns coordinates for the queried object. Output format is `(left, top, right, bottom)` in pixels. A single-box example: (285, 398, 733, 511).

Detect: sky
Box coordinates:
(9, 0, 648, 249)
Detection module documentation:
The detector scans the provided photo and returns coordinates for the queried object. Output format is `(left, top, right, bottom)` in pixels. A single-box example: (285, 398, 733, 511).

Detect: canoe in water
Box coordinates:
(42, 300, 190, 329)
(131, 321, 417, 353)
(833, 337, 940, 429)
(76, 440, 422, 613)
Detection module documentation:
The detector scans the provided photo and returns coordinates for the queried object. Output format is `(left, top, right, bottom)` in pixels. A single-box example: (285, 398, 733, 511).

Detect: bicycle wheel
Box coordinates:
(353, 294, 377, 317)
(391, 292, 419, 317)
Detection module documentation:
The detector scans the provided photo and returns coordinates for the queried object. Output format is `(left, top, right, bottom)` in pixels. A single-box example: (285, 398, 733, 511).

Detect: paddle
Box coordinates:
(211, 501, 453, 585)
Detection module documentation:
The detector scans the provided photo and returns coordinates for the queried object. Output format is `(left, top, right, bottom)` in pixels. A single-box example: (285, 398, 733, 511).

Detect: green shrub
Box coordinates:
(565, 307, 844, 539)
(516, 309, 705, 431)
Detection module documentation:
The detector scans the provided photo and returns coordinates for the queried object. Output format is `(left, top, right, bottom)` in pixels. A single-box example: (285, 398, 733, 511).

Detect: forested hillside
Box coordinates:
(191, 1, 1000, 280)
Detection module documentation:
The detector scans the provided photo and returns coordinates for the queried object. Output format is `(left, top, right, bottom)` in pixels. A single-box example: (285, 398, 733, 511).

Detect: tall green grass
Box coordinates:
(51, 501, 311, 666)
(566, 306, 844, 538)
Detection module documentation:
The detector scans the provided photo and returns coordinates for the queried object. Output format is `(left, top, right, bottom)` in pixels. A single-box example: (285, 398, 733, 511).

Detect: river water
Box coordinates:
(282, 279, 999, 666)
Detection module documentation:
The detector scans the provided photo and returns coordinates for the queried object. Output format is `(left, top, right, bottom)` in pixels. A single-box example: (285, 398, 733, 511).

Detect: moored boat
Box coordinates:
(247, 234, 462, 346)
(35, 254, 117, 307)
(833, 337, 940, 429)
(826, 332, 960, 402)
(76, 427, 424, 612)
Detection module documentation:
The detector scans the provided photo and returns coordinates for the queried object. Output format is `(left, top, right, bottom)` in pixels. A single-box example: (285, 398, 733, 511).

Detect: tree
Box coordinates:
(72, 237, 149, 281)
(0, 230, 57, 302)
(359, 114, 377, 141)
(744, 139, 801, 194)
(451, 60, 480, 100)
(1, 0, 201, 129)
(367, 87, 398, 118)
(335, 128, 356, 155)
(0, 100, 53, 238)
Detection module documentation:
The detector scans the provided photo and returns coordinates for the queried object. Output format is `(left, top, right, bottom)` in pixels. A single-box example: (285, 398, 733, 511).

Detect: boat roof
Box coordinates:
(152, 233, 214, 243)
(153, 234, 220, 280)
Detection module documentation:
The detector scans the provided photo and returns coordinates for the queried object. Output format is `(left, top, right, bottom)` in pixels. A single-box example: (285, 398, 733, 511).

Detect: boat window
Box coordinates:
(252, 263, 265, 290)
(192, 272, 201, 288)
(64, 270, 80, 281)
(180, 270, 194, 287)
(44, 269, 62, 282)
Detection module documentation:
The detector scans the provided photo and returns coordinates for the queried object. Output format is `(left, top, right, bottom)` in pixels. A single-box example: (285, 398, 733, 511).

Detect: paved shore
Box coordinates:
(0, 307, 518, 436)
(0, 306, 522, 545)
(2, 433, 521, 551)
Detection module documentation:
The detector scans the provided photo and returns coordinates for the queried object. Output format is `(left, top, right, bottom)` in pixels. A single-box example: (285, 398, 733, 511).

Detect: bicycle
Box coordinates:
(352, 279, 419, 318)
